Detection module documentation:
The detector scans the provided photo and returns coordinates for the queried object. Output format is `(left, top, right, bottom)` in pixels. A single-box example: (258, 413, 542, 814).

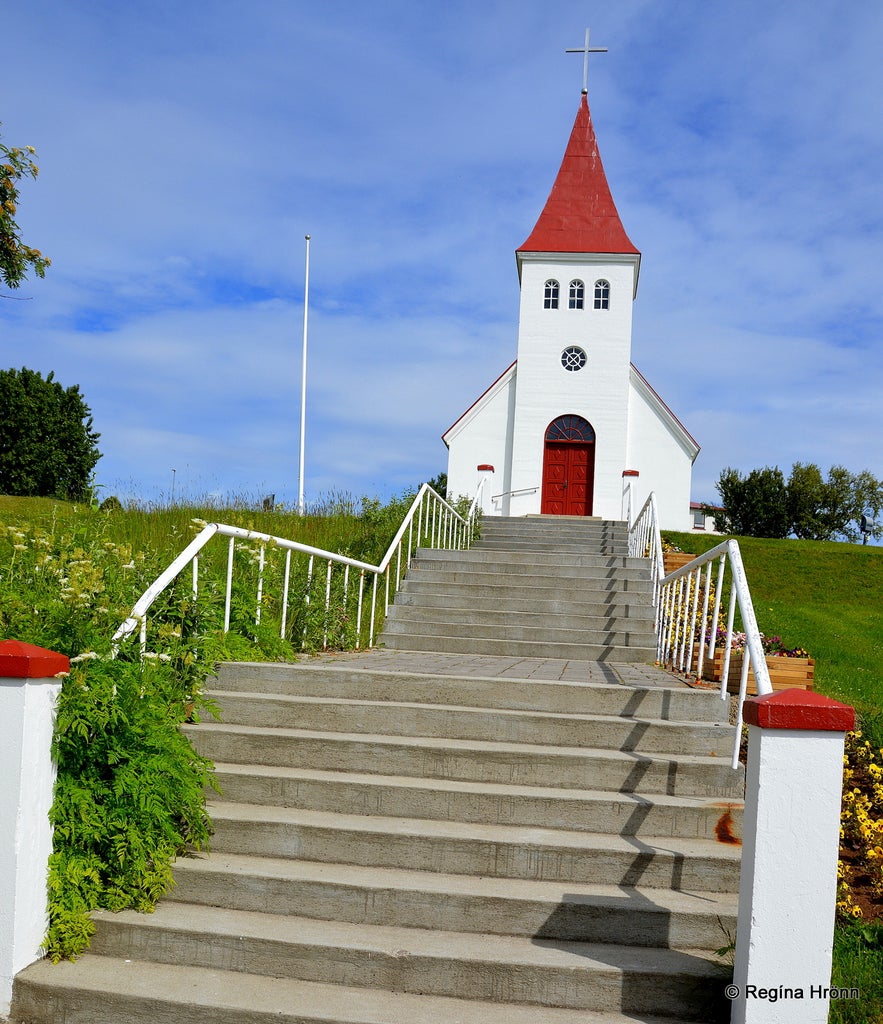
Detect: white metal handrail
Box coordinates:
(627, 489, 773, 768)
(627, 491, 666, 616)
(490, 486, 539, 500)
(656, 541, 773, 768)
(112, 481, 483, 657)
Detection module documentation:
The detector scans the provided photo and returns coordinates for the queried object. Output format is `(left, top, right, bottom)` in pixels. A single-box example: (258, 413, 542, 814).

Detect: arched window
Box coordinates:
(594, 279, 610, 310)
(569, 280, 584, 309)
(545, 414, 596, 443)
(544, 279, 559, 309)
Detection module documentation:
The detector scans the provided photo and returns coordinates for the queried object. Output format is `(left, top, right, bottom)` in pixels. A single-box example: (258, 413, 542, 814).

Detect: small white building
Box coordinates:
(444, 89, 698, 531)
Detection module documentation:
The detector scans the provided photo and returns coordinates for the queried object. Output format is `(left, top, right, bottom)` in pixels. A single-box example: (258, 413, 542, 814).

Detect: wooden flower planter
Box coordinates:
(663, 551, 695, 574)
(693, 645, 814, 694)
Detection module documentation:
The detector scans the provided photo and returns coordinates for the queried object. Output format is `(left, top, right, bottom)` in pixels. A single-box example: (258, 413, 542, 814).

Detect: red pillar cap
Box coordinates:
(0, 639, 70, 679)
(622, 469, 640, 477)
(477, 464, 495, 472)
(743, 689, 855, 732)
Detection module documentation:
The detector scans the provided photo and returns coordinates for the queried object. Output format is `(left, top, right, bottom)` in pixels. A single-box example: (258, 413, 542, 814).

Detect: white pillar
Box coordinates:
(0, 640, 68, 1017)
(731, 689, 855, 1024)
(476, 464, 495, 516)
(621, 469, 639, 523)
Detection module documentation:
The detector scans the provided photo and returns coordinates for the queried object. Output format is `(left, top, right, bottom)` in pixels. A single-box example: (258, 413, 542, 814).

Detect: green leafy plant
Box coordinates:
(47, 656, 217, 960)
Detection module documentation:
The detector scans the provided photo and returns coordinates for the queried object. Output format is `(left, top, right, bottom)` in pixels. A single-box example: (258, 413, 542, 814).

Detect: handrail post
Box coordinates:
(621, 470, 638, 525)
(731, 691, 855, 1024)
(0, 641, 69, 1018)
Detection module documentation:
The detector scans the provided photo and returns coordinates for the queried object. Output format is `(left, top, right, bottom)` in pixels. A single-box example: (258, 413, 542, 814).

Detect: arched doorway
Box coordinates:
(541, 415, 596, 516)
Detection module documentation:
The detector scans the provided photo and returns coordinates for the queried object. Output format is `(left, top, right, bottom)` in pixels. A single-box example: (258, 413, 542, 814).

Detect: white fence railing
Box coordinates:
(627, 492, 666, 617)
(112, 481, 483, 657)
(627, 489, 773, 768)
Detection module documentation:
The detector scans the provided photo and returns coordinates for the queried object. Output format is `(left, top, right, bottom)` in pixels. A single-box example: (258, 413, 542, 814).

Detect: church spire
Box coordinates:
(517, 92, 639, 256)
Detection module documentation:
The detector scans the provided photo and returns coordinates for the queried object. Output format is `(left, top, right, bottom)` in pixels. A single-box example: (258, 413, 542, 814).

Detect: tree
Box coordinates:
(786, 462, 829, 540)
(806, 465, 883, 543)
(709, 462, 883, 542)
(1, 126, 50, 290)
(708, 466, 790, 538)
(0, 368, 101, 500)
(425, 471, 448, 497)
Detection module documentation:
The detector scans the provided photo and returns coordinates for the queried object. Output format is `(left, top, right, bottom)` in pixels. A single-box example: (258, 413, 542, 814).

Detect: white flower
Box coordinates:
(70, 651, 100, 663)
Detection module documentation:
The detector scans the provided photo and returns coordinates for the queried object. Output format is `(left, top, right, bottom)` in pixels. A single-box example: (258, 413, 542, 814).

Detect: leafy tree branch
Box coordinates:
(1, 125, 51, 291)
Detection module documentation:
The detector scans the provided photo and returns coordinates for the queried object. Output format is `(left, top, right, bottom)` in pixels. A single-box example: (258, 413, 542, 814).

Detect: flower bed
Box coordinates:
(693, 631, 814, 693)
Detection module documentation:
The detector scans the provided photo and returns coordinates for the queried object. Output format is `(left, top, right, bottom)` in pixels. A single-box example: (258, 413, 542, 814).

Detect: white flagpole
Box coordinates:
(298, 234, 311, 515)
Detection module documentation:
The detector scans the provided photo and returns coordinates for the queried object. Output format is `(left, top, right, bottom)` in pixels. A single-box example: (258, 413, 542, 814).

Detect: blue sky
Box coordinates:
(3, 1, 882, 508)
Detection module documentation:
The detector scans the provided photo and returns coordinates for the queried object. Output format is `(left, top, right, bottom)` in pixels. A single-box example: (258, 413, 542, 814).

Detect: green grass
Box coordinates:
(0, 493, 414, 573)
(829, 922, 883, 1024)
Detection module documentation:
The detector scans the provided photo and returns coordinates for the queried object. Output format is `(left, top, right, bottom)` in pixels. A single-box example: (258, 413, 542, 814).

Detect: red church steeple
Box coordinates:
(517, 93, 639, 256)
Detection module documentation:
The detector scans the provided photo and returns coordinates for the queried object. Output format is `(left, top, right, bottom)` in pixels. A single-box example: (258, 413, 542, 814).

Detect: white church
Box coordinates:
(443, 86, 699, 532)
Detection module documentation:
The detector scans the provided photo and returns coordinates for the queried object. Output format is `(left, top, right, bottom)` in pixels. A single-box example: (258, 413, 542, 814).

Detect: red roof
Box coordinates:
(518, 93, 639, 256)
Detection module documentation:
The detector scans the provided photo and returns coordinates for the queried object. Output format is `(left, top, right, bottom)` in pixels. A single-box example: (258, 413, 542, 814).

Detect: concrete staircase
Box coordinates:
(382, 517, 659, 662)
(10, 518, 742, 1024)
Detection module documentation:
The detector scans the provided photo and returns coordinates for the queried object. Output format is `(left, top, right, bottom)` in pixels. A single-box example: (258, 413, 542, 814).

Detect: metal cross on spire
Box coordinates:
(566, 28, 607, 94)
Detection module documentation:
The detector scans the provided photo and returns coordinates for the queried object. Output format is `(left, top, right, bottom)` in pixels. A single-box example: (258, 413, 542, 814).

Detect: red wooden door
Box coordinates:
(541, 441, 594, 515)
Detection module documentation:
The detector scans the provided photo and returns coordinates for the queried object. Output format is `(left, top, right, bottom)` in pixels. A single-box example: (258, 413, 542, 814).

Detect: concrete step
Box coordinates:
(384, 612, 658, 650)
(400, 568, 653, 596)
(409, 559, 653, 583)
(205, 801, 742, 892)
(385, 601, 656, 634)
(397, 577, 655, 607)
(11, 955, 720, 1024)
(211, 763, 743, 841)
(475, 537, 630, 554)
(475, 531, 630, 552)
(168, 852, 739, 949)
(81, 902, 730, 1018)
(483, 517, 628, 536)
(418, 547, 644, 569)
(208, 692, 734, 756)
(212, 663, 730, 724)
(380, 631, 659, 661)
(186, 724, 745, 798)
(392, 587, 655, 620)
(382, 616, 655, 649)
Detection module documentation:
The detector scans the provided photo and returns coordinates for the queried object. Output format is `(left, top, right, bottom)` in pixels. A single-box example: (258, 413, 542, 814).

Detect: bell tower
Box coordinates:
(506, 84, 641, 518)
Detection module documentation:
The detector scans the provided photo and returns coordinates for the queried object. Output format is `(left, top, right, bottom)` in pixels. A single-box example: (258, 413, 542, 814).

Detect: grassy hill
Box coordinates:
(665, 531, 883, 747)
